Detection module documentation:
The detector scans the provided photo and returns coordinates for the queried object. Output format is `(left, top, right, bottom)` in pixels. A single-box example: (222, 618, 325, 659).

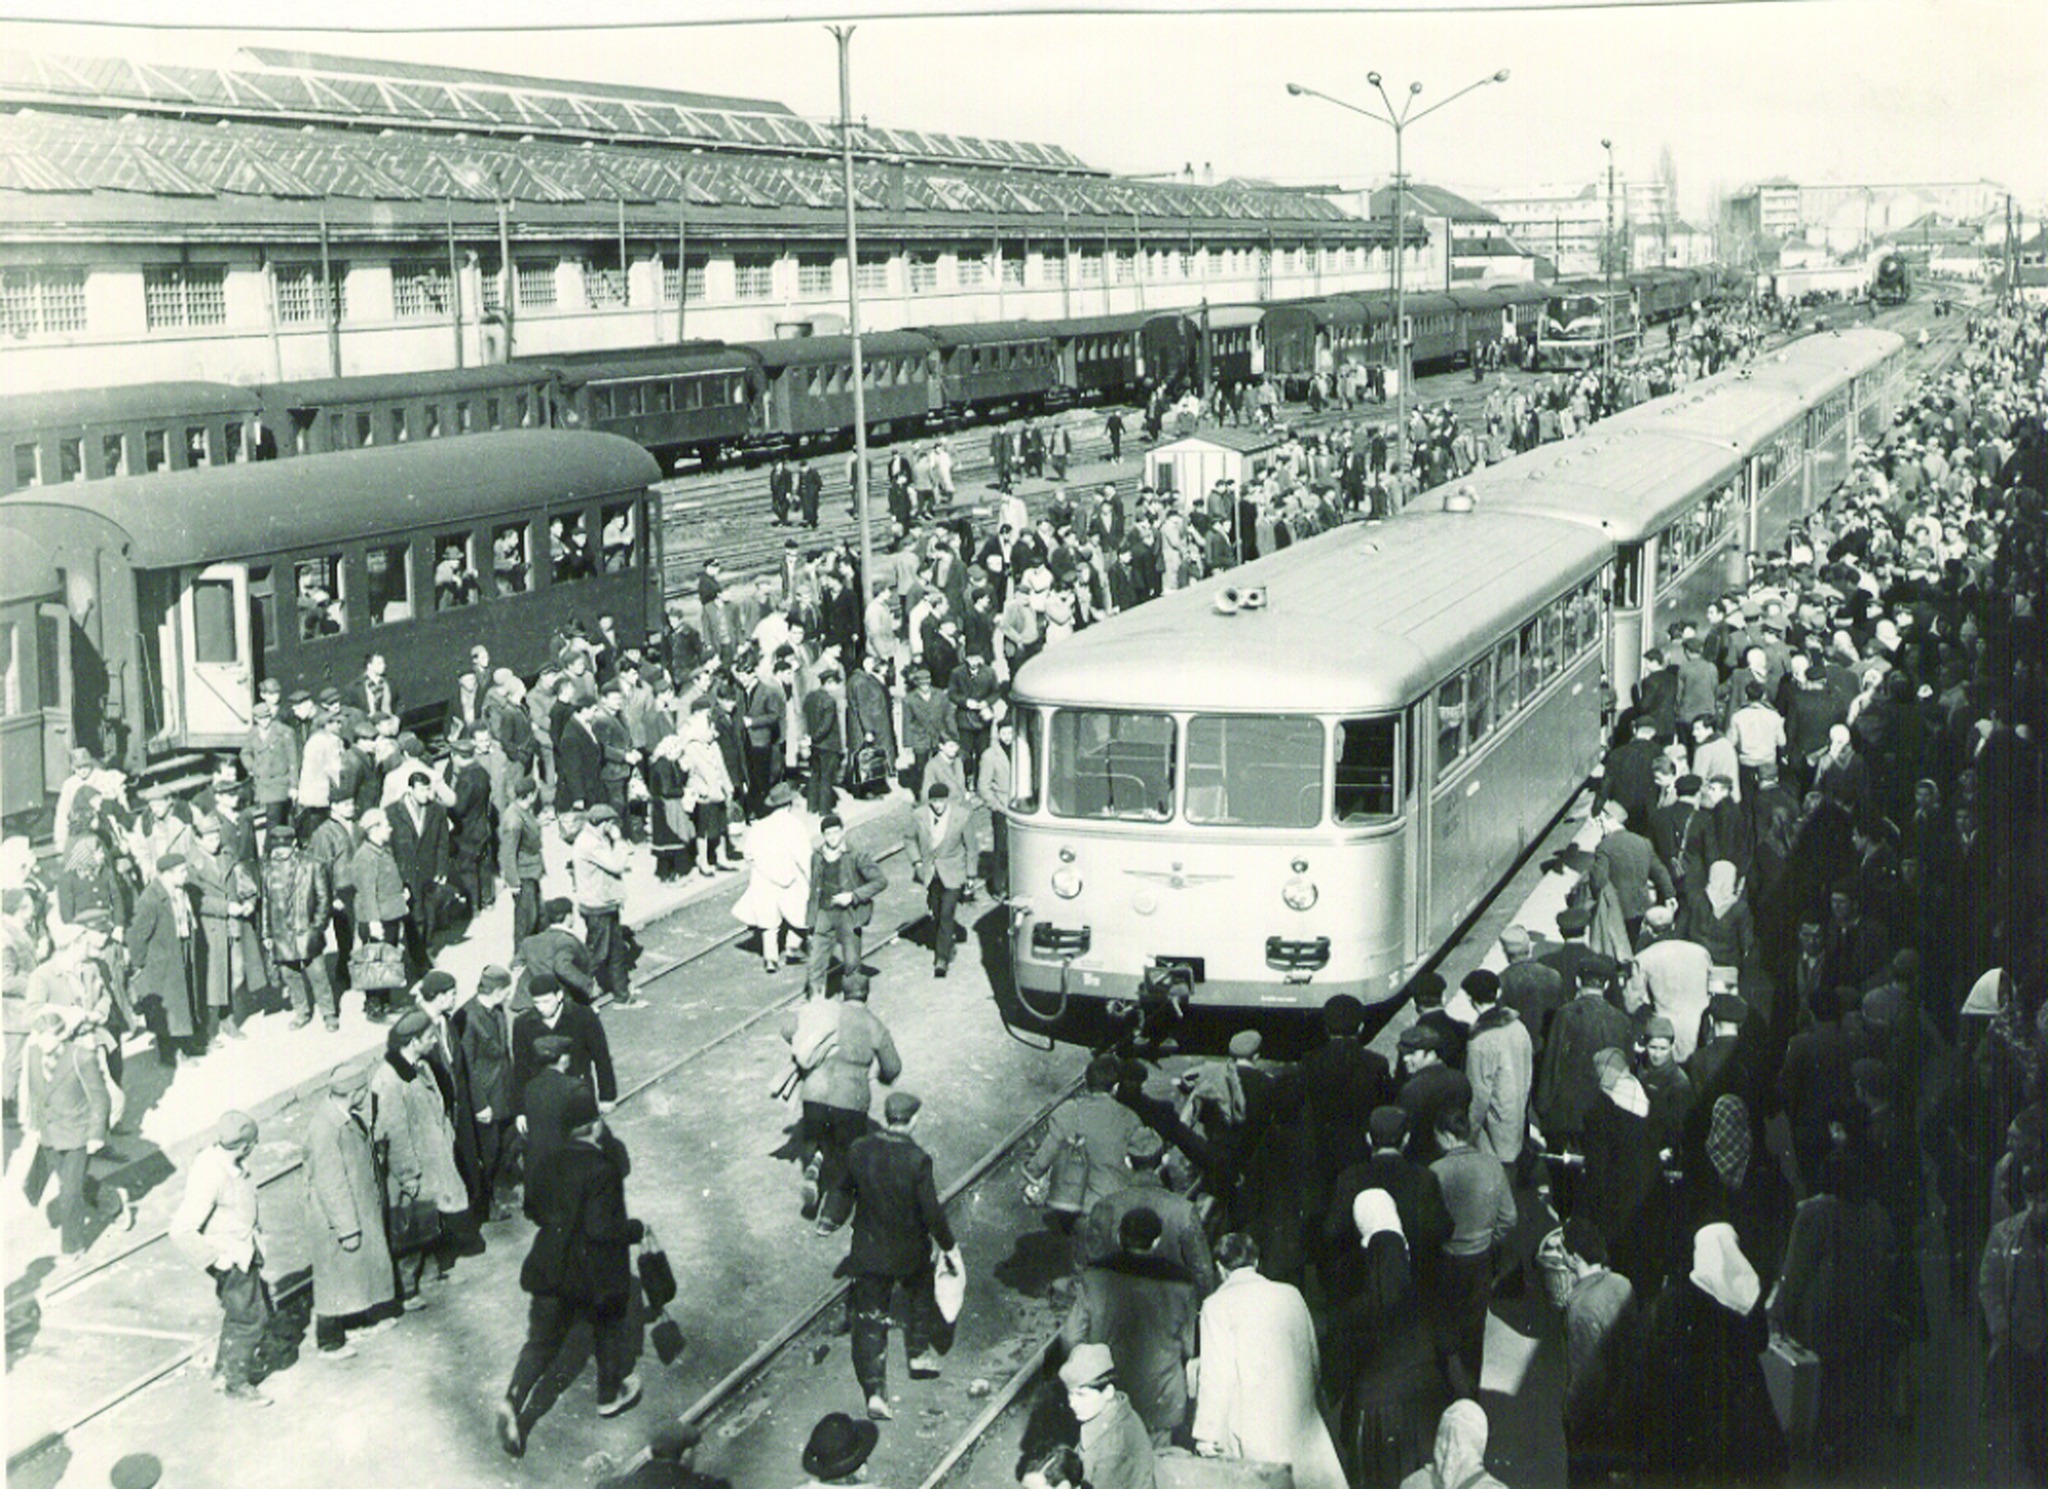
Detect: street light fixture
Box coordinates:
(1289, 68, 1508, 502)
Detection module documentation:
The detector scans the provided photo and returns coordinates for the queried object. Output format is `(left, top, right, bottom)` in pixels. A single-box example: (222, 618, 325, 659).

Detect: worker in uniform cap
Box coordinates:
(1060, 1342, 1156, 1489)
(834, 1090, 956, 1420)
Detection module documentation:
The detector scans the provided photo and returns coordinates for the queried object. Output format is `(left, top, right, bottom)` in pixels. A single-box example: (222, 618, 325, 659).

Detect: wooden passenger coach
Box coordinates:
(0, 432, 661, 794)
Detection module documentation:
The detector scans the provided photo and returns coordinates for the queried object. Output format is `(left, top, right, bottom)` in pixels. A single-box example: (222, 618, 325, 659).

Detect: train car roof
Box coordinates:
(915, 320, 1058, 348)
(543, 347, 763, 387)
(0, 521, 61, 602)
(259, 365, 553, 404)
(1404, 292, 1458, 315)
(1748, 328, 1905, 380)
(1465, 427, 1744, 542)
(1047, 310, 1159, 336)
(1604, 373, 1828, 450)
(1, 431, 661, 571)
(0, 381, 258, 424)
(752, 331, 934, 368)
(1202, 305, 1268, 331)
(1446, 287, 1507, 311)
(1013, 509, 1610, 713)
(1262, 298, 1372, 329)
(524, 340, 735, 371)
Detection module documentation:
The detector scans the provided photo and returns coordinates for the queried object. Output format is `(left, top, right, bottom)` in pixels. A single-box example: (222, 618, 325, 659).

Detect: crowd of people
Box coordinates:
(4, 294, 2042, 1485)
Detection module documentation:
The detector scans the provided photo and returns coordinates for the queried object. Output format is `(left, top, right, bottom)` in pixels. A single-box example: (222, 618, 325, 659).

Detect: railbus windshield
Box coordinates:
(1038, 708, 1401, 828)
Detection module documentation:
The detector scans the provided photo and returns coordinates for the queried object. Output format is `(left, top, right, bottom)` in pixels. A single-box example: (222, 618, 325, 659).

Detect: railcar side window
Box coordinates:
(1435, 676, 1465, 772)
(184, 427, 208, 466)
(1495, 634, 1522, 717)
(424, 405, 442, 439)
(354, 413, 374, 448)
(14, 443, 40, 488)
(1520, 618, 1549, 698)
(145, 429, 167, 473)
(600, 504, 637, 574)
(492, 522, 531, 596)
(550, 513, 595, 583)
(486, 398, 502, 429)
(390, 409, 409, 444)
(295, 556, 346, 640)
(1050, 709, 1174, 822)
(191, 577, 238, 664)
(58, 438, 83, 483)
(1466, 657, 1494, 745)
(366, 543, 413, 626)
(101, 434, 126, 477)
(458, 402, 475, 433)
(1009, 705, 1041, 813)
(1334, 718, 1398, 823)
(434, 533, 480, 612)
(1185, 715, 1321, 828)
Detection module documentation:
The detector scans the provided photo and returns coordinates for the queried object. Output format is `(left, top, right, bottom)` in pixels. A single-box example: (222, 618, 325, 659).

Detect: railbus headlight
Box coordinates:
(1052, 848, 1083, 899)
(1282, 859, 1318, 912)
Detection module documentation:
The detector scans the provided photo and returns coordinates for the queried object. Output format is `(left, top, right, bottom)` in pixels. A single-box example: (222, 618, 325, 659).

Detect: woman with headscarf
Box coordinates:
(55, 832, 123, 935)
(1680, 860, 1756, 970)
(1328, 1190, 1448, 1489)
(1643, 1223, 1787, 1488)
(1395, 1401, 1508, 1489)
(732, 782, 812, 972)
(1579, 1047, 1660, 1292)
(646, 731, 694, 883)
(1685, 1094, 1791, 1290)
(1769, 1146, 1897, 1473)
(678, 705, 738, 875)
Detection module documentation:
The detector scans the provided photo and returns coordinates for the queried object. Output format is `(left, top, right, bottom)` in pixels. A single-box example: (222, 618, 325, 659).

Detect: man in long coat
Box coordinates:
(304, 1068, 396, 1355)
(1191, 1233, 1346, 1489)
(127, 853, 200, 1060)
(845, 653, 896, 798)
(387, 772, 451, 983)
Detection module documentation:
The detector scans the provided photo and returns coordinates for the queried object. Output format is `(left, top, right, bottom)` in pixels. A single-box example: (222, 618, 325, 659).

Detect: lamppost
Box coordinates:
(1601, 137, 1616, 386)
(1288, 68, 1508, 497)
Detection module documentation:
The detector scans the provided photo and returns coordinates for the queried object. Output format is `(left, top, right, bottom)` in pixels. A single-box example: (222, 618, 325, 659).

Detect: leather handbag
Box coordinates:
(637, 1230, 677, 1311)
(385, 1196, 443, 1256)
(349, 940, 407, 991)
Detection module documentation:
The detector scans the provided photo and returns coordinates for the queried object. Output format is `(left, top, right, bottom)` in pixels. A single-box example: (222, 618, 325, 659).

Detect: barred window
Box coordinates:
(1000, 246, 1026, 288)
(659, 256, 707, 304)
(908, 255, 940, 294)
(856, 255, 889, 294)
(274, 262, 346, 325)
(1178, 249, 1195, 279)
(1076, 250, 1103, 286)
(515, 259, 557, 310)
(1112, 250, 1135, 285)
(1041, 253, 1067, 287)
(956, 253, 987, 289)
(797, 255, 834, 298)
(734, 256, 775, 300)
(143, 265, 227, 330)
(480, 257, 503, 316)
(0, 266, 88, 336)
(392, 258, 454, 319)
(582, 254, 629, 308)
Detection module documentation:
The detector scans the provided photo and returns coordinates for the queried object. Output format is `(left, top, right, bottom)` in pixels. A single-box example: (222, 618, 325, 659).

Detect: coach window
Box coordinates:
(517, 393, 536, 428)
(424, 405, 442, 439)
(58, 437, 83, 483)
(366, 543, 413, 626)
(486, 398, 502, 430)
(600, 504, 637, 574)
(13, 444, 39, 488)
(223, 423, 246, 464)
(354, 412, 374, 448)
(1334, 718, 1399, 823)
(390, 409, 409, 444)
(1495, 633, 1522, 718)
(492, 522, 531, 596)
(1465, 656, 1494, 745)
(145, 429, 168, 473)
(101, 434, 127, 478)
(184, 427, 208, 467)
(1186, 715, 1321, 828)
(247, 567, 276, 658)
(1009, 705, 1041, 813)
(1435, 675, 1465, 773)
(295, 556, 347, 640)
(434, 533, 480, 612)
(550, 513, 595, 583)
(1050, 709, 1174, 822)
(458, 401, 475, 433)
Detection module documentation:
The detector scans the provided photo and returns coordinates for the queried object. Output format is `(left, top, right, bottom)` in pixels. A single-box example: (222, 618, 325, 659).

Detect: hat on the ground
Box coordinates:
(1227, 1030, 1263, 1059)
(883, 1091, 922, 1125)
(801, 1413, 880, 1482)
(1058, 1342, 1117, 1391)
(561, 1085, 602, 1131)
(110, 1453, 163, 1489)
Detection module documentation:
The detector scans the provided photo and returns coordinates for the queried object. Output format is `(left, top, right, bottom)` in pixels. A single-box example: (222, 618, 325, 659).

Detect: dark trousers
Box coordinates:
(452, 843, 491, 914)
(400, 910, 431, 986)
(275, 956, 337, 1023)
(987, 813, 1009, 898)
(602, 779, 633, 841)
(808, 911, 865, 995)
(329, 905, 356, 994)
(24, 1143, 94, 1254)
(807, 751, 842, 814)
(742, 741, 778, 817)
(210, 1261, 274, 1387)
(927, 877, 964, 970)
(472, 1117, 518, 1219)
(506, 1291, 636, 1411)
(583, 906, 626, 999)
(1435, 1250, 1494, 1399)
(849, 1269, 940, 1398)
(802, 1101, 869, 1228)
(510, 879, 540, 947)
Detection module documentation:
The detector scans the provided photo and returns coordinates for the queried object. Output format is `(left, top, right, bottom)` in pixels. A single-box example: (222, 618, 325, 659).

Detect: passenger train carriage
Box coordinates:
(1, 432, 660, 817)
(1003, 328, 1904, 1043)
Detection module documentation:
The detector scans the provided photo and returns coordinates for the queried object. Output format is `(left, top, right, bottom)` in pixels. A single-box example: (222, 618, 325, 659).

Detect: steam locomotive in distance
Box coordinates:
(1873, 251, 1912, 307)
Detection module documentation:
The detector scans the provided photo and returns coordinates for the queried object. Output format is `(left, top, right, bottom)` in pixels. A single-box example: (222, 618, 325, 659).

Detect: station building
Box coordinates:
(0, 48, 1421, 394)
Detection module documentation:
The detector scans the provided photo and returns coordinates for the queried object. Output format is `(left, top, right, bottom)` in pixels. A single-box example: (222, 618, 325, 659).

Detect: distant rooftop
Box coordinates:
(1368, 182, 1499, 224)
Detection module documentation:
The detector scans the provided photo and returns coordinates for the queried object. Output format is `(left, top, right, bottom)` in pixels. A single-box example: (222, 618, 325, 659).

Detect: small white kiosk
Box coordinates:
(1142, 427, 1285, 510)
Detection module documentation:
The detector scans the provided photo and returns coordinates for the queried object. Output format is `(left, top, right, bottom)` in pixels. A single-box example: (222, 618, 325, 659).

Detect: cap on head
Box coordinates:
(1643, 1014, 1677, 1042)
(1058, 1342, 1116, 1391)
(217, 1110, 259, 1148)
(884, 1091, 922, 1125)
(1227, 1030, 1263, 1058)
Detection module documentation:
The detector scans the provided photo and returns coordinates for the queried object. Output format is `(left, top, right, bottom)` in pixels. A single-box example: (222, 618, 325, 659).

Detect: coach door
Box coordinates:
(177, 563, 255, 744)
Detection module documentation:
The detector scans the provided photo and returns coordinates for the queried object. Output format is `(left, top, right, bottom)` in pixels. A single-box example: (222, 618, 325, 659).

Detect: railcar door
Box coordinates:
(177, 563, 255, 744)
(35, 600, 74, 788)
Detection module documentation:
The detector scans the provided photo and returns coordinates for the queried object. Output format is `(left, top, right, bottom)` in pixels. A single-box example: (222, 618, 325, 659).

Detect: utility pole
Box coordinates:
(831, 25, 875, 620)
(1602, 138, 1616, 385)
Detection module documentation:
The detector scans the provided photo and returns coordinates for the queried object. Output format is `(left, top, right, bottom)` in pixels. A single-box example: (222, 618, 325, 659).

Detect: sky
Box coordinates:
(2, 0, 2043, 221)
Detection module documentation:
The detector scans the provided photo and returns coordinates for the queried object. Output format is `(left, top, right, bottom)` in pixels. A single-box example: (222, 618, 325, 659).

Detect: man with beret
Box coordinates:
(1535, 955, 1634, 1151)
(304, 1067, 395, 1357)
(1060, 1342, 1156, 1489)
(806, 813, 887, 998)
(1635, 1015, 1694, 1157)
(1538, 904, 1603, 996)
(573, 804, 634, 1007)
(1498, 925, 1567, 1060)
(498, 1084, 645, 1455)
(170, 1111, 274, 1404)
(1688, 991, 1749, 1097)
(834, 1091, 955, 1420)
(1322, 1105, 1453, 1306)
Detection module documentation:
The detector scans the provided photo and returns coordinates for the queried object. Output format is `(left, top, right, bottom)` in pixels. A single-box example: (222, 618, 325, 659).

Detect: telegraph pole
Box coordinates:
(832, 25, 874, 619)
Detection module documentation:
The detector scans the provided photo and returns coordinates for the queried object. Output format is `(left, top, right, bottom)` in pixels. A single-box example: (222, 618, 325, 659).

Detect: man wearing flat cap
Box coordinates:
(171, 1111, 274, 1404)
(304, 1066, 395, 1357)
(1078, 1125, 1217, 1296)
(835, 1091, 955, 1420)
(1060, 1342, 1155, 1489)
